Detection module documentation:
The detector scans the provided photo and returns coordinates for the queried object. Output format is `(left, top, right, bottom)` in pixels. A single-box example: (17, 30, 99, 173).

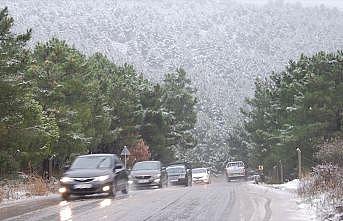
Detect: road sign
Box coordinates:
(258, 165, 264, 171)
(121, 146, 130, 156)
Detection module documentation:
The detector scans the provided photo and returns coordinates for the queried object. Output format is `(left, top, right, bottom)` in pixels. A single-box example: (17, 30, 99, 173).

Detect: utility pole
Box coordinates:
(273, 165, 278, 183)
(296, 148, 302, 179)
(125, 152, 127, 169)
(279, 160, 284, 184)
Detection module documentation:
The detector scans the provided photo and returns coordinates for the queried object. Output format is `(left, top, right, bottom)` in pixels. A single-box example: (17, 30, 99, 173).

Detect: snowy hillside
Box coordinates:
(1, 0, 342, 159)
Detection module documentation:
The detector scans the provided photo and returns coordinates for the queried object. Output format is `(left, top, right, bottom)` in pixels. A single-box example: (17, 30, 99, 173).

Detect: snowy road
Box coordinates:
(0, 178, 313, 221)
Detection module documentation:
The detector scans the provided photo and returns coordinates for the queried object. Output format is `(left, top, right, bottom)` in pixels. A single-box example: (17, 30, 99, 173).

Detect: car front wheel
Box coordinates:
(61, 193, 70, 201)
(109, 182, 117, 198)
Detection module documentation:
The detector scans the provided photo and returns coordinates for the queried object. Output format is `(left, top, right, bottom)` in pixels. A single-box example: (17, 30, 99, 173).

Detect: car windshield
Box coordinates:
(192, 168, 207, 174)
(227, 162, 244, 167)
(167, 166, 186, 173)
(71, 156, 113, 169)
(132, 162, 160, 171)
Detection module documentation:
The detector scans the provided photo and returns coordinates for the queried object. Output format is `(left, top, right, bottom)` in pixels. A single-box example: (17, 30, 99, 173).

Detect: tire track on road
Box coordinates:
(142, 188, 192, 221)
(215, 183, 236, 221)
(262, 197, 272, 221)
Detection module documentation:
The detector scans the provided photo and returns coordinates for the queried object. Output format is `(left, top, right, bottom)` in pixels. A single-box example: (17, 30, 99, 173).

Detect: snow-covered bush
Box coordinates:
(298, 137, 343, 220)
(299, 166, 343, 220)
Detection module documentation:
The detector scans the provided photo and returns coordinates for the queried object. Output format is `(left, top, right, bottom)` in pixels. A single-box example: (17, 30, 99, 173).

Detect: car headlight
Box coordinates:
(60, 177, 73, 183)
(93, 175, 110, 182)
(154, 174, 161, 178)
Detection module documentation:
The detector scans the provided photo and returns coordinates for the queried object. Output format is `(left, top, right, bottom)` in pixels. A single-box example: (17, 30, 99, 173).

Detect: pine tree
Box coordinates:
(162, 68, 197, 160)
(0, 8, 58, 173)
(242, 51, 343, 177)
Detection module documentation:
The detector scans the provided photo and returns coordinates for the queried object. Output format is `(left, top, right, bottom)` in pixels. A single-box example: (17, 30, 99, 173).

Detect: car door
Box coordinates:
(161, 165, 167, 185)
(114, 161, 126, 190)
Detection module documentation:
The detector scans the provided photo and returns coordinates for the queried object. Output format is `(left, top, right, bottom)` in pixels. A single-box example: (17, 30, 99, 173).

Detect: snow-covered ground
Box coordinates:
(239, 0, 343, 10)
(259, 179, 343, 221)
(0, 194, 58, 208)
(270, 178, 300, 192)
(255, 179, 318, 220)
(0, 180, 320, 221)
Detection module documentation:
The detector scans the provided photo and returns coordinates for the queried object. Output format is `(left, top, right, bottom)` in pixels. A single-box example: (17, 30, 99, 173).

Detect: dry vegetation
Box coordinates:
(0, 187, 4, 203)
(298, 138, 343, 221)
(0, 175, 58, 202)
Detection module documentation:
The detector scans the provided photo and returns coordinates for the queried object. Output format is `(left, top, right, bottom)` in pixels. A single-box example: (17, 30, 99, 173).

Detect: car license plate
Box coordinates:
(74, 184, 92, 189)
(137, 179, 149, 184)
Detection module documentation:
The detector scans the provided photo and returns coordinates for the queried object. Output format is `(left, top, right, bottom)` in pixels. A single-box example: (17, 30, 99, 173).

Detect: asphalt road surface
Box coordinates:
(0, 178, 311, 221)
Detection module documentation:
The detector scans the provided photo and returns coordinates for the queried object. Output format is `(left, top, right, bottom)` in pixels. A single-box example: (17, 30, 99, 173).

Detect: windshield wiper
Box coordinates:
(96, 158, 107, 168)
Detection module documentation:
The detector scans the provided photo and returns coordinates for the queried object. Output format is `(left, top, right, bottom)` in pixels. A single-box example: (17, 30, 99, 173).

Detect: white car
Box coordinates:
(192, 168, 211, 184)
(225, 161, 246, 181)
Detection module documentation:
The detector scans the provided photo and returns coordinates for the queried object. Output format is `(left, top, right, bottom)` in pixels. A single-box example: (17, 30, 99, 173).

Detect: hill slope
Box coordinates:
(2, 0, 343, 162)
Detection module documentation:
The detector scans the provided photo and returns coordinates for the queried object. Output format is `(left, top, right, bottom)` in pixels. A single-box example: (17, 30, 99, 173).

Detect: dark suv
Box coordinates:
(166, 162, 192, 186)
(59, 154, 129, 200)
(129, 161, 168, 189)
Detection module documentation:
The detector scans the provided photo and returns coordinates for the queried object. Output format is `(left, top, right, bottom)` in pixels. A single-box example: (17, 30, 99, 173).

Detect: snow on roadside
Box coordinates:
(0, 193, 59, 208)
(257, 179, 343, 221)
(270, 179, 300, 192)
(252, 180, 319, 220)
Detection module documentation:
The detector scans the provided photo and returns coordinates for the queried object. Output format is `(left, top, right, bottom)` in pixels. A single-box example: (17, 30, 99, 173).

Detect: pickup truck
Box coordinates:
(225, 161, 246, 182)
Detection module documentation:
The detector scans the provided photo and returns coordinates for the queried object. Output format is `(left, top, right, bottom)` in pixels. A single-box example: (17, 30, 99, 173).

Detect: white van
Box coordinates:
(225, 161, 246, 181)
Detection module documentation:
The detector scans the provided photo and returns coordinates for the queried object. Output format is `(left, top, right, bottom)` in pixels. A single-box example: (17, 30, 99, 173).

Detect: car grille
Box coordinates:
(135, 175, 151, 179)
(72, 187, 97, 192)
(74, 178, 94, 182)
(169, 175, 183, 179)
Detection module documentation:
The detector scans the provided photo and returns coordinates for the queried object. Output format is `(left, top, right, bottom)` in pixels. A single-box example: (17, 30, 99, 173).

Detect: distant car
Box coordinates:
(129, 161, 168, 189)
(247, 170, 260, 183)
(17, 172, 29, 181)
(166, 162, 192, 186)
(225, 161, 246, 182)
(192, 168, 211, 184)
(59, 154, 129, 200)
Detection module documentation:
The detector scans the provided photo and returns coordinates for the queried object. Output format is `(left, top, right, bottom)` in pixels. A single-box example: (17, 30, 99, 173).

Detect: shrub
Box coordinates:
(27, 176, 49, 196)
(316, 138, 343, 167)
(299, 165, 343, 220)
(0, 187, 4, 203)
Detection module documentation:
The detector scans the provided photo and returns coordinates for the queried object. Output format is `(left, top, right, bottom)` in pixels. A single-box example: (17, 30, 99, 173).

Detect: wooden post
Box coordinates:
(279, 160, 284, 184)
(296, 148, 302, 179)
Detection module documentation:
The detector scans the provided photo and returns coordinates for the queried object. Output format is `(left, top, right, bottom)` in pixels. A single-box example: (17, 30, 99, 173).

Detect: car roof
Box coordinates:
(227, 161, 244, 164)
(136, 161, 161, 163)
(192, 167, 207, 170)
(167, 165, 185, 168)
(77, 154, 116, 157)
(168, 161, 192, 168)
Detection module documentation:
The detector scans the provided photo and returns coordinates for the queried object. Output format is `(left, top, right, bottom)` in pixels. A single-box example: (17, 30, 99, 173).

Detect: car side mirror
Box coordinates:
(161, 167, 166, 170)
(114, 164, 123, 170)
(63, 165, 70, 171)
